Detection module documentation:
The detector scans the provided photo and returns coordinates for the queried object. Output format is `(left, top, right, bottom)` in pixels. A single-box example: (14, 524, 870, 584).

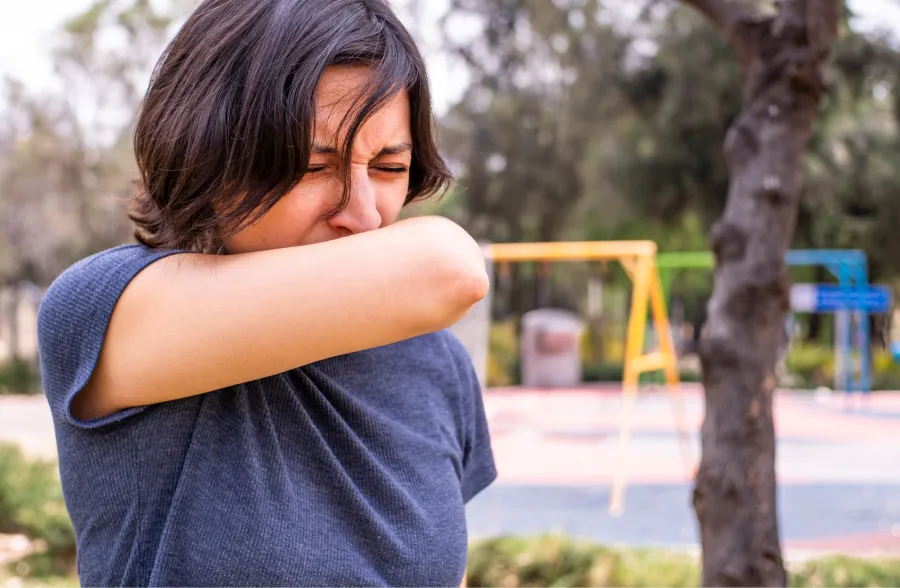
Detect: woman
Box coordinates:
(36, 0, 495, 586)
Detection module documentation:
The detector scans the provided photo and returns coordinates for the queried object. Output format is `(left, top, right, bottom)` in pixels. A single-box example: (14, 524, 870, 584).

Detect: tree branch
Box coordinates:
(773, 0, 841, 48)
(679, 0, 764, 53)
(806, 0, 842, 49)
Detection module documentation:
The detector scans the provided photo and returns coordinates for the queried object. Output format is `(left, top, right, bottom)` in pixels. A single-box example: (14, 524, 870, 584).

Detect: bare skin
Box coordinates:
(74, 66, 489, 423)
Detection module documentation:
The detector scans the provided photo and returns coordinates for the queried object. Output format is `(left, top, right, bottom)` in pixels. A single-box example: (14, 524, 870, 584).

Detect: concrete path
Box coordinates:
(0, 395, 56, 459)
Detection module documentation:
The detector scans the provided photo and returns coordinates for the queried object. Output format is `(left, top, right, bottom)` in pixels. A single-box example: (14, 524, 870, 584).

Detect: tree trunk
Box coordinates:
(680, 1, 841, 585)
(2, 282, 21, 361)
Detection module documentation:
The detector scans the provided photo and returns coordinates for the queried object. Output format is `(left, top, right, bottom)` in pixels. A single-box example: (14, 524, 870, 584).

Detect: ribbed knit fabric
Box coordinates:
(37, 245, 496, 587)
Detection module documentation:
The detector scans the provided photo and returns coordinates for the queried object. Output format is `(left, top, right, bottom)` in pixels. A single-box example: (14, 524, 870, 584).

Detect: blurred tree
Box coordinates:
(612, 9, 900, 286)
(438, 0, 634, 313)
(0, 0, 178, 357)
(0, 0, 176, 286)
(607, 9, 900, 349)
(676, 0, 842, 585)
(801, 30, 900, 282)
(605, 7, 741, 228)
(440, 0, 631, 244)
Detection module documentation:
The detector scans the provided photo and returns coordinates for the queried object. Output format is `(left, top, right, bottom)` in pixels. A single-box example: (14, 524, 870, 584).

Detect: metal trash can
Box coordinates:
(520, 308, 584, 388)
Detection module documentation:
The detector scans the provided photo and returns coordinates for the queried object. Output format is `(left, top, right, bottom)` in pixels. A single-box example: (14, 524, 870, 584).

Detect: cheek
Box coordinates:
(377, 179, 411, 225)
(227, 182, 337, 252)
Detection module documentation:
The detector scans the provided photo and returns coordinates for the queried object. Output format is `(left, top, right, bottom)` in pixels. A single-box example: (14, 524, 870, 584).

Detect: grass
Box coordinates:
(467, 535, 900, 588)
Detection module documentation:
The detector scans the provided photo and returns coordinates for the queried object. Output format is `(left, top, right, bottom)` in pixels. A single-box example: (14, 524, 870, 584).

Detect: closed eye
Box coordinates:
(374, 165, 409, 174)
(304, 164, 408, 175)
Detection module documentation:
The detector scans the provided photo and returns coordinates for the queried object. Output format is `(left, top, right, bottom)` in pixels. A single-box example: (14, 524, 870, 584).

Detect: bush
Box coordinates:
(785, 344, 835, 388)
(784, 345, 900, 391)
(0, 359, 39, 395)
(790, 555, 900, 587)
(467, 535, 699, 587)
(871, 351, 900, 391)
(467, 535, 900, 588)
(582, 362, 625, 383)
(0, 443, 75, 567)
(488, 320, 520, 387)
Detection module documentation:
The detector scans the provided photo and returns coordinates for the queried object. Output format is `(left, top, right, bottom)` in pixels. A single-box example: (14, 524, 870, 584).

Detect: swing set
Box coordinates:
(484, 241, 695, 515)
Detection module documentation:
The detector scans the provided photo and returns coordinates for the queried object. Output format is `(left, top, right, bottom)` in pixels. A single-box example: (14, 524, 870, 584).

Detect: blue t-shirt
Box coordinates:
(37, 245, 496, 587)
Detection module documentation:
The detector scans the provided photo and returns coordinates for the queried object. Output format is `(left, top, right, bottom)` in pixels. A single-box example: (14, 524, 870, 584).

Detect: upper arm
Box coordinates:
(53, 217, 489, 421)
(37, 245, 182, 428)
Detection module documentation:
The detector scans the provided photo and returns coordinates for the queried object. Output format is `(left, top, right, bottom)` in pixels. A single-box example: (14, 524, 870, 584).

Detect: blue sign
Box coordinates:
(791, 284, 892, 313)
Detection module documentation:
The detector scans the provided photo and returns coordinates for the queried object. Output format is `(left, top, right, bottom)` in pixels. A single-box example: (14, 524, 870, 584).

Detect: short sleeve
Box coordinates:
(443, 332, 497, 503)
(37, 244, 183, 429)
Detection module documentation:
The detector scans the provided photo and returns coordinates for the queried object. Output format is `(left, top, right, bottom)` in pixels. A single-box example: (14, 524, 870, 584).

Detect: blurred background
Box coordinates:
(3, 1, 900, 586)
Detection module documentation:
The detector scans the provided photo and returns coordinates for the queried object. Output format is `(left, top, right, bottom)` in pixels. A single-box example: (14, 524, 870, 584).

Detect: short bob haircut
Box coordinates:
(132, 0, 452, 253)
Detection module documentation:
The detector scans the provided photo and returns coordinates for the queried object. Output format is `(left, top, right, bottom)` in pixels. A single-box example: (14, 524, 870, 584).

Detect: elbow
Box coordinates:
(448, 261, 489, 311)
(433, 242, 490, 328)
(432, 260, 489, 330)
(405, 216, 490, 331)
(460, 261, 490, 308)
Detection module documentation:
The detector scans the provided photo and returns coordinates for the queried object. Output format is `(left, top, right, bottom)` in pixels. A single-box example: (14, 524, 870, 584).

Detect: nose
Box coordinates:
(329, 166, 382, 235)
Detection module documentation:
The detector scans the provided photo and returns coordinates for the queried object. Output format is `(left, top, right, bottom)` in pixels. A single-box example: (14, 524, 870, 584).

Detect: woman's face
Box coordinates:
(225, 66, 413, 254)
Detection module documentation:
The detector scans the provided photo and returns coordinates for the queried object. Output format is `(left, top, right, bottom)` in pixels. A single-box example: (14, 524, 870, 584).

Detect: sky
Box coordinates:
(1, 0, 899, 118)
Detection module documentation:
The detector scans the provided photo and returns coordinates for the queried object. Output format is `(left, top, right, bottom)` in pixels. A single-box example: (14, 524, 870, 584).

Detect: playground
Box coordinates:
(445, 240, 900, 559)
(467, 384, 900, 559)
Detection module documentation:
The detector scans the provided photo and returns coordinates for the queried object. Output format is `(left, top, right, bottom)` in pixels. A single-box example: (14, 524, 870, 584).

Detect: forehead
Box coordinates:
(314, 66, 411, 148)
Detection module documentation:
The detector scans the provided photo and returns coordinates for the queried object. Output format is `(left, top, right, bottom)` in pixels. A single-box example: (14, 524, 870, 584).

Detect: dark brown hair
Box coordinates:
(132, 0, 451, 252)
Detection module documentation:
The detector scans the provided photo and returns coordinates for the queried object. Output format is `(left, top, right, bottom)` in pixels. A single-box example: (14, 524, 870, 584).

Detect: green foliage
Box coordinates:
(0, 359, 39, 395)
(871, 350, 900, 390)
(440, 0, 633, 245)
(789, 555, 900, 588)
(607, 7, 740, 227)
(487, 320, 520, 387)
(582, 362, 625, 383)
(467, 535, 618, 588)
(0, 564, 78, 588)
(785, 343, 836, 388)
(2, 0, 187, 287)
(783, 345, 900, 390)
(466, 535, 702, 587)
(467, 536, 900, 588)
(0, 443, 76, 564)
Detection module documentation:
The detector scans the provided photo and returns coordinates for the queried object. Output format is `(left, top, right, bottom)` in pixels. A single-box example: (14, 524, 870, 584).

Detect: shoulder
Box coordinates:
(41, 245, 170, 304)
(37, 244, 184, 425)
(39, 245, 180, 328)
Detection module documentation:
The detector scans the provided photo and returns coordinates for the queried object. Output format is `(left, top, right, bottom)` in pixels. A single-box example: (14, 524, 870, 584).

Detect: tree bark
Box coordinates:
(679, 0, 841, 585)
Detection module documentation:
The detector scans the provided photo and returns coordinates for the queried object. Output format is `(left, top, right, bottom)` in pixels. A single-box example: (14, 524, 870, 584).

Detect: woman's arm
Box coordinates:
(74, 216, 488, 420)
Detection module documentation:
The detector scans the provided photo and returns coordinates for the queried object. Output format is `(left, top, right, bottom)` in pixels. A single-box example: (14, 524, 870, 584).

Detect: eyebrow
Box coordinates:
(311, 142, 413, 157)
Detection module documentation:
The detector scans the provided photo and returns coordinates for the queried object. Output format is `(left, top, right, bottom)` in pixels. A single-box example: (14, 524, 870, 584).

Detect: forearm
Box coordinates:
(80, 216, 488, 418)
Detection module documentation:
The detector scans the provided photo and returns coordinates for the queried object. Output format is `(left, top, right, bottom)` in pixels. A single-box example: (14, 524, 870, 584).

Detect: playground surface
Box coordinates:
(468, 384, 900, 559)
(2, 386, 900, 559)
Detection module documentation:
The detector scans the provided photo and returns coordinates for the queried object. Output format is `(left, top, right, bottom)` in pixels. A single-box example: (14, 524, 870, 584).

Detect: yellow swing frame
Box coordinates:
(485, 240, 694, 515)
